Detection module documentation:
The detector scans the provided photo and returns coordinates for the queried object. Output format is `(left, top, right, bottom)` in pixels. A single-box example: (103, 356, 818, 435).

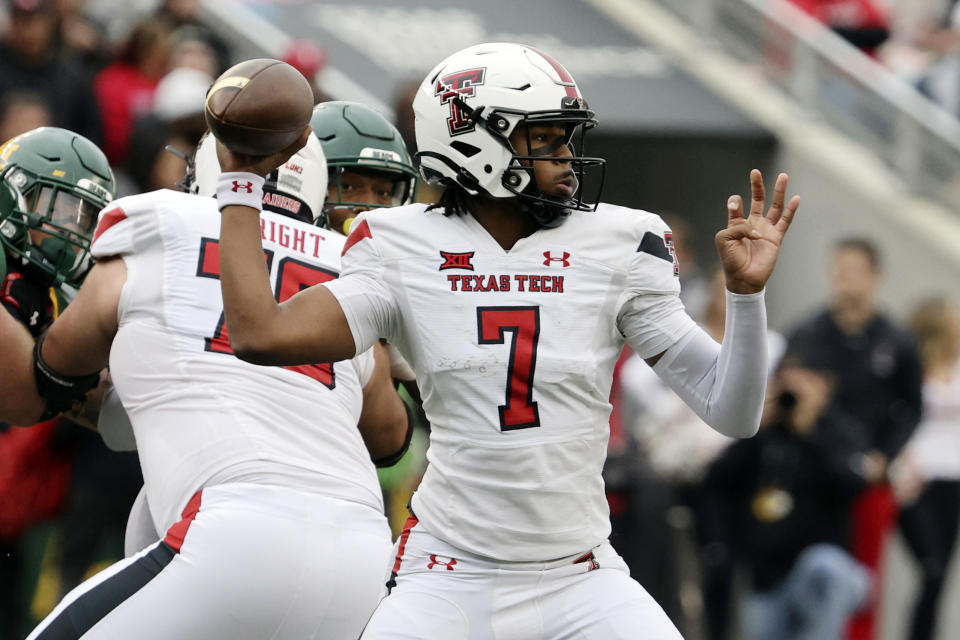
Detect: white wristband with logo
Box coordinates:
(217, 172, 265, 211)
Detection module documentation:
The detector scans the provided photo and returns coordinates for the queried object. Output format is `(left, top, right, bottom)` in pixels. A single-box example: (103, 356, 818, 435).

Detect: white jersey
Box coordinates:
(325, 202, 697, 561)
(91, 189, 381, 533)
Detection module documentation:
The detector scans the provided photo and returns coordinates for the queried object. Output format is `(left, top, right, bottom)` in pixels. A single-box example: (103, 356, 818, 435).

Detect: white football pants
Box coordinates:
(360, 516, 683, 640)
(28, 483, 392, 639)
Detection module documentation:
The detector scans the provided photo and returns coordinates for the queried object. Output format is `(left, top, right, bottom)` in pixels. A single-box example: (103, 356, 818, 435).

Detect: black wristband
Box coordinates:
(33, 331, 100, 421)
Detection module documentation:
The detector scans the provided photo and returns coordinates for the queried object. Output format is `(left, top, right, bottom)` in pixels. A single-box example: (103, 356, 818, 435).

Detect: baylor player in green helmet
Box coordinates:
(310, 101, 418, 235)
(0, 126, 115, 334)
(0, 128, 115, 636)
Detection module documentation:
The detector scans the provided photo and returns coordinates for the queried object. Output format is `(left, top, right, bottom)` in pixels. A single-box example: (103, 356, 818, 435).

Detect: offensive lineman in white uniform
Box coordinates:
(0, 133, 410, 638)
(214, 43, 801, 639)
(120, 104, 423, 555)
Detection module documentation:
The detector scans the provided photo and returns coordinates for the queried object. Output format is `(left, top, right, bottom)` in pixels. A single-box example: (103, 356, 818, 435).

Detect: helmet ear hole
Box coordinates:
(420, 166, 446, 185)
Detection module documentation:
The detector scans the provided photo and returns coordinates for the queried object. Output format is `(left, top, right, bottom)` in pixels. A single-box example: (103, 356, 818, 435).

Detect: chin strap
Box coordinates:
(166, 145, 194, 193)
(520, 196, 571, 228)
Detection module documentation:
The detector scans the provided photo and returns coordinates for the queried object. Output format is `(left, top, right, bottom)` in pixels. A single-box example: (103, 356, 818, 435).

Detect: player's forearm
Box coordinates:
(218, 205, 286, 362)
(218, 205, 356, 365)
(361, 359, 412, 462)
(43, 259, 124, 377)
(359, 343, 412, 464)
(653, 290, 768, 438)
(0, 309, 44, 424)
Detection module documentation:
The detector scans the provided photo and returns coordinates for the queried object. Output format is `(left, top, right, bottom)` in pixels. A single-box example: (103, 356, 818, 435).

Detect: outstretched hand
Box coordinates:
(215, 126, 313, 178)
(715, 169, 800, 294)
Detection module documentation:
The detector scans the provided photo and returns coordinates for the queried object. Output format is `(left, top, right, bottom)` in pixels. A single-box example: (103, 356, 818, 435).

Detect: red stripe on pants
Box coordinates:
(392, 515, 419, 574)
(163, 491, 203, 553)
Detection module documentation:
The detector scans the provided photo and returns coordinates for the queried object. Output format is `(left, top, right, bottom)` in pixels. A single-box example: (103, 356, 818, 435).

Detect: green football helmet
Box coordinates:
(310, 101, 417, 229)
(0, 127, 116, 288)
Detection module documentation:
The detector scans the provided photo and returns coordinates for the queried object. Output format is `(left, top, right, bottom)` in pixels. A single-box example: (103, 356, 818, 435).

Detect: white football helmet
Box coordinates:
(190, 132, 328, 225)
(414, 42, 605, 216)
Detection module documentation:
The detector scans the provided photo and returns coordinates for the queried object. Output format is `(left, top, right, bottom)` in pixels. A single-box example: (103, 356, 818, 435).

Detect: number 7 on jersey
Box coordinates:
(477, 306, 541, 431)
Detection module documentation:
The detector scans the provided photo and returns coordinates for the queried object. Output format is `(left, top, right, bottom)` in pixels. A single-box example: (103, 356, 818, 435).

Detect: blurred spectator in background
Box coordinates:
(283, 38, 328, 104)
(605, 350, 684, 631)
(154, 0, 229, 74)
(789, 0, 891, 56)
(0, 90, 51, 142)
(888, 297, 960, 640)
(93, 15, 173, 166)
(0, 417, 71, 640)
(113, 47, 212, 197)
(115, 116, 190, 197)
(168, 24, 218, 78)
(0, 0, 102, 144)
(52, 431, 142, 607)
(698, 358, 870, 640)
(152, 65, 209, 141)
(882, 0, 951, 84)
(785, 237, 923, 640)
(116, 28, 220, 195)
(55, 0, 111, 74)
(885, 0, 960, 118)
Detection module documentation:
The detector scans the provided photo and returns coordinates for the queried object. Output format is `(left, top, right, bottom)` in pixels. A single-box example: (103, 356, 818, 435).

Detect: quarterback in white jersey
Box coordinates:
(215, 43, 800, 640)
(1, 134, 409, 639)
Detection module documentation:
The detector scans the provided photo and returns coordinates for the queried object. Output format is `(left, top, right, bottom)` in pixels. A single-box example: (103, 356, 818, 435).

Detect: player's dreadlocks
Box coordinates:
(426, 181, 470, 217)
(427, 179, 570, 228)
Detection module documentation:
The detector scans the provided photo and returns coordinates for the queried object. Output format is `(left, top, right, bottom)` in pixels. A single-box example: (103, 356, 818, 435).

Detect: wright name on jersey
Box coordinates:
(325, 202, 697, 561)
(91, 189, 380, 534)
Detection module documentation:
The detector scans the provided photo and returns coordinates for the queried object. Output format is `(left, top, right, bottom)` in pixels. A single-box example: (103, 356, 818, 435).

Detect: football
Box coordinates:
(204, 58, 314, 156)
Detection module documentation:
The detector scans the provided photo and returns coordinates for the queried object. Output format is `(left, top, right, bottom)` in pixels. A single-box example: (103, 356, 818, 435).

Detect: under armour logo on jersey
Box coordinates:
(439, 250, 475, 271)
(231, 180, 254, 194)
(543, 251, 571, 267)
(427, 554, 457, 571)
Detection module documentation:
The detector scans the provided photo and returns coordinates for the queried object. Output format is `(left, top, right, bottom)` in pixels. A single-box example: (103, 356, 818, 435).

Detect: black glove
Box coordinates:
(1, 270, 53, 336)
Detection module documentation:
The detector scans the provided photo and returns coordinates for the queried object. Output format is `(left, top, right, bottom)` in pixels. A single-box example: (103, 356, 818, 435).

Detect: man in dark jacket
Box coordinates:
(785, 237, 923, 640)
(698, 359, 870, 640)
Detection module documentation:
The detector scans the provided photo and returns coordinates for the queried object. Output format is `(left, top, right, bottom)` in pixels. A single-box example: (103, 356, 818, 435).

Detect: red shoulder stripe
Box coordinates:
(92, 207, 128, 245)
(341, 219, 372, 257)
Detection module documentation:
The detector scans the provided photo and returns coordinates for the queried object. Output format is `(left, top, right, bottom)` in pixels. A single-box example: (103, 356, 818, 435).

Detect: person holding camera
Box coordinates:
(696, 359, 872, 640)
